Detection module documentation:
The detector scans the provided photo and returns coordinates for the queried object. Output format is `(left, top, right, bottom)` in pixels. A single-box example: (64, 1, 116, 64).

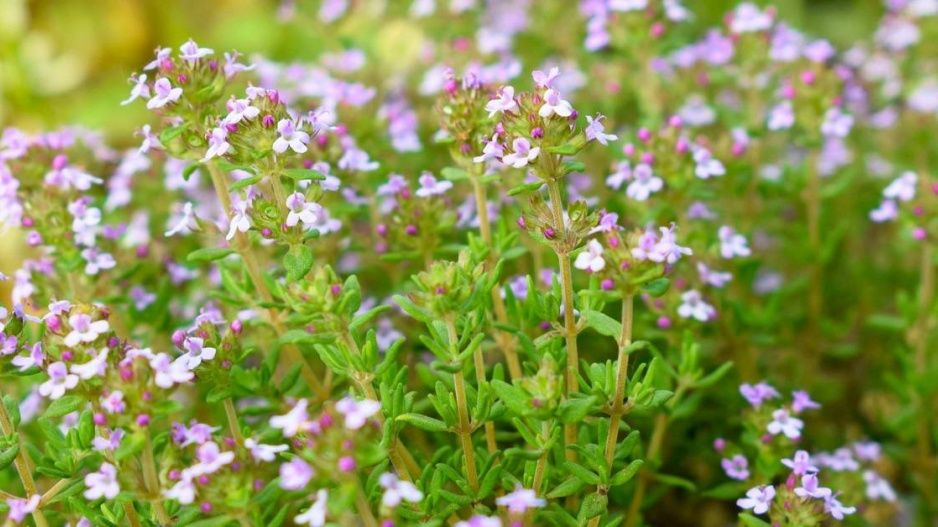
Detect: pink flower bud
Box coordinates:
(230, 319, 243, 334)
(651, 23, 665, 37)
(532, 127, 544, 139)
(657, 316, 671, 329)
(669, 115, 683, 128)
(61, 350, 74, 361)
(406, 225, 418, 236)
(262, 115, 275, 128)
(200, 502, 212, 513)
(376, 223, 388, 237)
(641, 152, 655, 164)
(601, 279, 614, 291)
(637, 128, 651, 142)
(94, 413, 106, 426)
(338, 457, 356, 472)
(913, 227, 927, 241)
(172, 330, 186, 348)
(46, 316, 61, 332)
(713, 438, 726, 451)
(800, 71, 815, 85)
(136, 414, 150, 427)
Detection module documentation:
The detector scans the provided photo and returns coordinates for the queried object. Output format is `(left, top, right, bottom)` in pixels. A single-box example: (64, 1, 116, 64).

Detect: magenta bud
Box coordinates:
(208, 60, 218, 71)
(461, 143, 471, 154)
(539, 320, 552, 331)
(224, 437, 236, 448)
(320, 413, 334, 428)
(221, 359, 231, 369)
(26, 232, 42, 246)
(800, 71, 815, 85)
(176, 73, 189, 85)
(517, 216, 527, 229)
(107, 337, 120, 348)
(120, 368, 133, 381)
(406, 225, 418, 236)
(316, 134, 328, 147)
(21, 217, 34, 227)
(261, 228, 273, 237)
(172, 330, 186, 348)
(674, 277, 687, 289)
(61, 350, 74, 361)
(637, 128, 651, 142)
(200, 502, 212, 513)
(913, 205, 924, 216)
(913, 227, 927, 241)
(136, 414, 150, 427)
(713, 438, 726, 451)
(375, 241, 387, 254)
(94, 413, 106, 426)
(532, 127, 544, 139)
(932, 183, 938, 195)
(253, 479, 264, 490)
(262, 115, 275, 128)
(641, 152, 655, 164)
(782, 85, 796, 99)
(267, 90, 280, 105)
(732, 143, 745, 157)
(657, 316, 672, 329)
(761, 433, 773, 444)
(376, 223, 388, 237)
(623, 143, 635, 156)
(435, 286, 446, 295)
(544, 227, 556, 239)
(338, 457, 356, 472)
(52, 154, 68, 171)
(169, 469, 181, 480)
(142, 391, 152, 401)
(197, 475, 209, 485)
(532, 398, 543, 408)
(230, 319, 243, 334)
(669, 115, 682, 128)
(400, 188, 412, 199)
(495, 123, 505, 135)
(601, 279, 614, 291)
(46, 316, 61, 332)
(651, 22, 665, 37)
(136, 245, 149, 258)
(331, 284, 341, 296)
(443, 78, 458, 95)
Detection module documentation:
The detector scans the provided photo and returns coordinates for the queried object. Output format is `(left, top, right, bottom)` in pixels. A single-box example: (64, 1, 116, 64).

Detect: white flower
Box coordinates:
(226, 202, 252, 241)
(882, 171, 917, 202)
(767, 408, 804, 439)
(495, 486, 546, 513)
(718, 226, 751, 259)
(415, 173, 453, 197)
(484, 86, 518, 117)
(201, 127, 231, 163)
(165, 477, 196, 504)
(181, 337, 216, 370)
(39, 362, 79, 400)
(273, 119, 310, 154)
(179, 39, 214, 63)
(379, 473, 424, 507)
(188, 441, 235, 477)
(677, 290, 716, 322)
(285, 192, 324, 227)
(820, 107, 854, 138)
(223, 98, 260, 125)
(625, 163, 663, 201)
(71, 348, 109, 380)
(863, 470, 897, 502)
(502, 138, 540, 168)
(244, 438, 289, 462)
(84, 462, 120, 500)
(121, 73, 150, 106)
(295, 489, 328, 526)
(146, 78, 183, 109)
(737, 485, 775, 515)
(794, 474, 832, 499)
(149, 353, 194, 388)
(693, 147, 725, 179)
(336, 397, 381, 430)
(538, 89, 574, 118)
(270, 399, 311, 437)
(573, 240, 606, 273)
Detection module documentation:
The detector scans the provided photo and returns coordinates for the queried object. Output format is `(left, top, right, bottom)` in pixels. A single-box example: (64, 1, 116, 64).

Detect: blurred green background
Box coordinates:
(0, 0, 884, 301)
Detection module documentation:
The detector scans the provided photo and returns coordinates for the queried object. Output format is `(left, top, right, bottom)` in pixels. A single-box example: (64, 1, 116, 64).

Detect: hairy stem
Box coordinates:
(0, 391, 48, 527)
(142, 429, 172, 525)
(603, 295, 634, 468)
(532, 420, 552, 496)
(546, 178, 580, 462)
(447, 317, 479, 491)
(224, 398, 244, 446)
(206, 162, 324, 398)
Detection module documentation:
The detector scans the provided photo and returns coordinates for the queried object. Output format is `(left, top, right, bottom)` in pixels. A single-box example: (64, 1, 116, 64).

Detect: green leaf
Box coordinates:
(610, 459, 644, 486)
(696, 362, 735, 388)
(582, 310, 622, 338)
(547, 477, 586, 499)
(187, 247, 236, 263)
(654, 473, 696, 491)
(564, 461, 602, 485)
(0, 442, 19, 470)
(577, 492, 608, 522)
(44, 395, 85, 419)
(641, 278, 670, 297)
(738, 513, 772, 527)
(182, 163, 201, 181)
(3, 395, 20, 428)
(349, 305, 391, 333)
(282, 168, 326, 181)
(563, 160, 586, 173)
(507, 181, 544, 196)
(547, 143, 578, 155)
(702, 481, 747, 499)
(440, 167, 469, 181)
(159, 124, 189, 144)
(491, 380, 529, 416)
(230, 173, 264, 191)
(283, 244, 314, 282)
(396, 413, 449, 432)
(557, 396, 597, 423)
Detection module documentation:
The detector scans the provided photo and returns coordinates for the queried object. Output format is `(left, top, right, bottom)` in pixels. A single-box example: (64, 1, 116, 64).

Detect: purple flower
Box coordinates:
(606, 161, 632, 190)
(181, 337, 217, 370)
(473, 133, 504, 164)
(179, 39, 214, 64)
(730, 3, 773, 34)
(782, 450, 818, 475)
(485, 86, 518, 117)
(223, 51, 255, 79)
(11, 342, 44, 371)
(767, 101, 795, 130)
(532, 67, 560, 88)
(149, 353, 194, 388)
(718, 226, 751, 259)
(824, 494, 857, 520)
(71, 347, 110, 380)
(794, 474, 832, 499)
(693, 147, 725, 179)
(280, 457, 314, 490)
(883, 171, 917, 202)
(456, 516, 502, 527)
(244, 438, 288, 462)
(190, 441, 235, 476)
(379, 472, 424, 507)
(5, 495, 39, 523)
(92, 428, 124, 452)
(863, 470, 897, 502)
(740, 382, 780, 407)
(736, 485, 775, 515)
(415, 172, 453, 198)
(65, 314, 110, 347)
(585, 114, 617, 145)
(820, 107, 854, 138)
(697, 263, 732, 288)
(224, 97, 260, 125)
(852, 441, 882, 461)
(286, 193, 324, 228)
(869, 199, 898, 223)
(767, 408, 803, 439)
(273, 119, 310, 154)
(721, 455, 750, 480)
(121, 73, 151, 106)
(0, 333, 17, 356)
(226, 201, 252, 241)
(649, 224, 692, 264)
(295, 489, 328, 526)
(146, 78, 183, 109)
(201, 127, 231, 163)
(270, 399, 310, 437)
(791, 390, 821, 413)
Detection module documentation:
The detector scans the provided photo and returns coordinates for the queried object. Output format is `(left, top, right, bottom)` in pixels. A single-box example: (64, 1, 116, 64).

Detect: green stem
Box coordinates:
(545, 178, 580, 463)
(0, 391, 48, 527)
(206, 162, 325, 398)
(914, 240, 936, 514)
(805, 150, 823, 341)
(446, 316, 479, 491)
(142, 429, 171, 525)
(532, 420, 551, 496)
(224, 398, 244, 446)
